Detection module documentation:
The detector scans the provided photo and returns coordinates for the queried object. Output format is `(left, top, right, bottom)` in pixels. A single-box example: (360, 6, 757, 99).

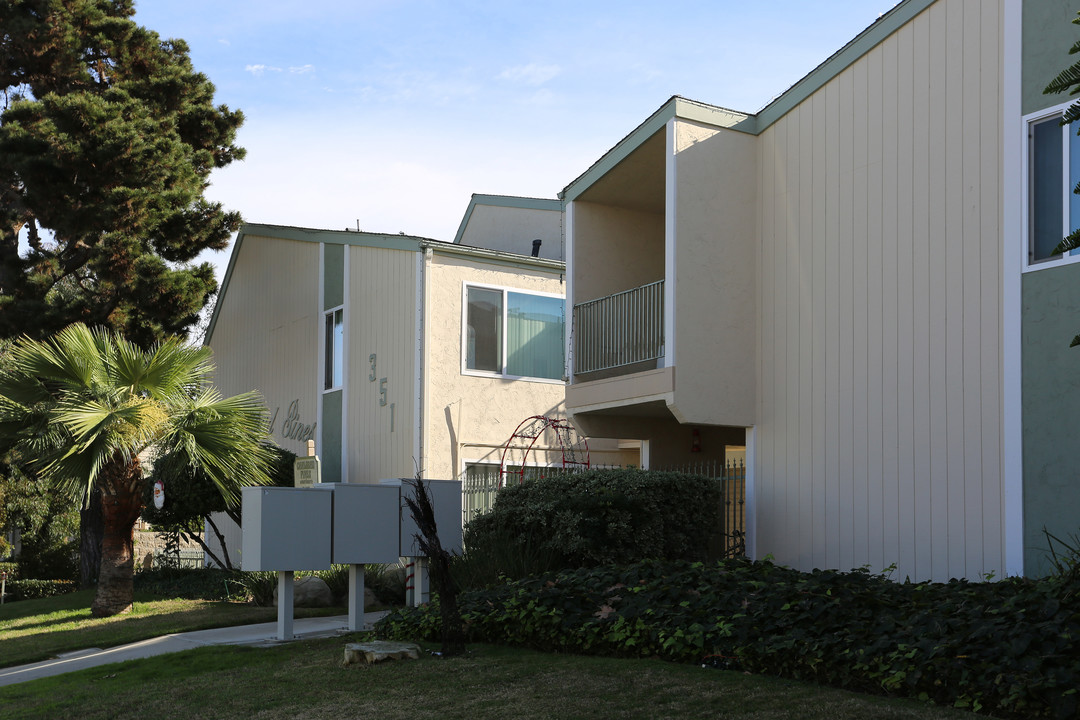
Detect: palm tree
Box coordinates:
(0, 323, 273, 616)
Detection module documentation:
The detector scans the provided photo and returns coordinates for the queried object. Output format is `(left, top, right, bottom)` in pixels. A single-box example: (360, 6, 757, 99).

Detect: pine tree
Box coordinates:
(0, 0, 244, 346)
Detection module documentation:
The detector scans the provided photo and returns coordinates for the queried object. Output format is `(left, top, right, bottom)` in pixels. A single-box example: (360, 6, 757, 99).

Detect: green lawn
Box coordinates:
(0, 591, 979, 719)
(0, 637, 976, 720)
(0, 589, 341, 668)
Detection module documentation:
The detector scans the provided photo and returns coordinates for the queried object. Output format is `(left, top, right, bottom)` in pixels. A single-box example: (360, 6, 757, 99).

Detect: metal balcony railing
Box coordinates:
(572, 280, 664, 375)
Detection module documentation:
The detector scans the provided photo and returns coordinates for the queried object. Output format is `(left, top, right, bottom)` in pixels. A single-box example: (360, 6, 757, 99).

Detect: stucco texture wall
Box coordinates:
(671, 119, 758, 427)
(423, 252, 570, 479)
(571, 202, 664, 302)
(459, 204, 563, 261)
(1022, 264, 1080, 576)
(1023, 0, 1080, 115)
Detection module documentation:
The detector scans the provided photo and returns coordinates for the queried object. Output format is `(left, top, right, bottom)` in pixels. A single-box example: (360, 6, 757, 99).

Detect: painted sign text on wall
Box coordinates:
(268, 399, 317, 443)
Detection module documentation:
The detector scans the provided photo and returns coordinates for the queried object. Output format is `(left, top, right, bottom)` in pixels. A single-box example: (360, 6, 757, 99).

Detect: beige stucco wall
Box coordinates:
(459, 204, 564, 261)
(422, 252, 574, 478)
(754, 0, 1004, 582)
(670, 119, 758, 427)
(571, 201, 664, 303)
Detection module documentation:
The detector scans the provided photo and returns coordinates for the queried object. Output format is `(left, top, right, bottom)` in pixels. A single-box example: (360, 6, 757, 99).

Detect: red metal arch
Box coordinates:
(498, 415, 590, 486)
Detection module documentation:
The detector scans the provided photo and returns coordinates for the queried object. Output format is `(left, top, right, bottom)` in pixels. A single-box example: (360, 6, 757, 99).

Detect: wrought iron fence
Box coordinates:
(658, 458, 746, 558)
(461, 459, 746, 558)
(572, 280, 664, 374)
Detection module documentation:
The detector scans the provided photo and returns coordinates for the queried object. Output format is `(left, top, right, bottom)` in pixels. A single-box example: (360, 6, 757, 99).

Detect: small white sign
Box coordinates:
(153, 480, 165, 509)
(294, 456, 321, 487)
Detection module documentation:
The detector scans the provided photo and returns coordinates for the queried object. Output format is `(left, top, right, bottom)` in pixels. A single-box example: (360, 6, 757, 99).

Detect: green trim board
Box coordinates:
(753, 0, 936, 132)
(321, 389, 343, 484)
(203, 231, 244, 345)
(323, 243, 344, 310)
(559, 0, 938, 203)
(560, 96, 750, 203)
(241, 223, 429, 251)
(424, 240, 565, 273)
(1020, 263, 1080, 576)
(452, 194, 562, 245)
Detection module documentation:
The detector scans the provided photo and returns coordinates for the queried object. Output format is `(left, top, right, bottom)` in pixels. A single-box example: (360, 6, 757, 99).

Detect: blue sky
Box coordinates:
(131, 1, 898, 276)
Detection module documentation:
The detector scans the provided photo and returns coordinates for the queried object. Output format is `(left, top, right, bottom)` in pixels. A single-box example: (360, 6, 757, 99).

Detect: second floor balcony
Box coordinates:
(572, 279, 664, 379)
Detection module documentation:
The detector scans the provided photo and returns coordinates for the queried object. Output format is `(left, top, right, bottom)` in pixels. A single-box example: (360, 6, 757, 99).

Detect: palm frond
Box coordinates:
(157, 390, 273, 505)
(137, 338, 214, 400)
(1045, 61, 1080, 96)
(1052, 228, 1080, 255)
(38, 433, 118, 502)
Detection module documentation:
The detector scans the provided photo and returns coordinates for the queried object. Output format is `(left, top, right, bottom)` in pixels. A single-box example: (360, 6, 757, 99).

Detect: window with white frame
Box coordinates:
(1026, 102, 1080, 268)
(463, 284, 565, 381)
(324, 307, 343, 390)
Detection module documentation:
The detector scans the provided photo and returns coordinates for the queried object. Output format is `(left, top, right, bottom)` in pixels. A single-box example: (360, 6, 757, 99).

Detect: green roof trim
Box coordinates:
(559, 0, 938, 203)
(204, 223, 430, 345)
(560, 97, 750, 202)
(203, 231, 244, 346)
(423, 240, 565, 273)
(753, 0, 936, 132)
(452, 194, 562, 245)
(239, 223, 429, 251)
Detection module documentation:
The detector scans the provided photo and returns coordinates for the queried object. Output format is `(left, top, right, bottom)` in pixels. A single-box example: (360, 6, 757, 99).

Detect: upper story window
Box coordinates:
(1025, 102, 1080, 270)
(463, 284, 565, 382)
(324, 307, 343, 390)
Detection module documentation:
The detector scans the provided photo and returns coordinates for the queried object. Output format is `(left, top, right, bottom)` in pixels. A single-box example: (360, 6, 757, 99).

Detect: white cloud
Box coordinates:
(289, 64, 315, 74)
(245, 64, 282, 76)
(218, 38, 231, 46)
(497, 63, 561, 87)
(522, 88, 557, 106)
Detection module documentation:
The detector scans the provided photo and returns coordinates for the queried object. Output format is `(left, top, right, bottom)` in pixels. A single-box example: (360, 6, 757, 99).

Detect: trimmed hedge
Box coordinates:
(133, 567, 240, 601)
(378, 558, 1080, 719)
(4, 578, 77, 601)
(465, 469, 725, 569)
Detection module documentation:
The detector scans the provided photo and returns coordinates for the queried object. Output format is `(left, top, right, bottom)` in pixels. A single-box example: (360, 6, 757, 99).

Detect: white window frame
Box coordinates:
(323, 305, 344, 392)
(460, 282, 566, 385)
(1022, 99, 1080, 273)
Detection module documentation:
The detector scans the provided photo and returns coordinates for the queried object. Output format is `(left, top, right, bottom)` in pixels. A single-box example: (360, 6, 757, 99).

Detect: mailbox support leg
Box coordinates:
(414, 558, 430, 607)
(347, 564, 365, 631)
(277, 570, 294, 641)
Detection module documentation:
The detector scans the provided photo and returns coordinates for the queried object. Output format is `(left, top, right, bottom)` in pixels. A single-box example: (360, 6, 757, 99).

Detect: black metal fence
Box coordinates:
(461, 459, 746, 558)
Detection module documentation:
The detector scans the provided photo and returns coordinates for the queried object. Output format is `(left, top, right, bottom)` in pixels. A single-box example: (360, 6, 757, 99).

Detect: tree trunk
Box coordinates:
(91, 456, 144, 618)
(79, 489, 103, 589)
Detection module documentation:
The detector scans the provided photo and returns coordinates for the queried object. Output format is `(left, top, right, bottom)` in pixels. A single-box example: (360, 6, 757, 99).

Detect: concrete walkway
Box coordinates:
(0, 612, 388, 688)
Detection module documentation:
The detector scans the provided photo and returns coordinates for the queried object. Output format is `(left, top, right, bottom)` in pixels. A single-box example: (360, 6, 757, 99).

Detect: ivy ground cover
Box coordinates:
(379, 558, 1080, 718)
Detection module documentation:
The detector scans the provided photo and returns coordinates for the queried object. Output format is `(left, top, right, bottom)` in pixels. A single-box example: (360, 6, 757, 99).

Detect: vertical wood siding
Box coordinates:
(755, 0, 1003, 582)
(347, 246, 418, 483)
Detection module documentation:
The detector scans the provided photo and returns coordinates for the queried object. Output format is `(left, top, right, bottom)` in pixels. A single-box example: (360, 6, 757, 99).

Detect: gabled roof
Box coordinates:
(452, 194, 562, 245)
(560, 0, 935, 202)
(204, 222, 564, 345)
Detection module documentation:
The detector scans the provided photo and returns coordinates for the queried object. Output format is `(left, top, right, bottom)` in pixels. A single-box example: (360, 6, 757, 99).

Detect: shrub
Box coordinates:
(452, 515, 562, 589)
(311, 565, 349, 603)
(363, 563, 406, 606)
(464, 469, 724, 571)
(5, 578, 77, 601)
(0, 561, 16, 580)
(132, 567, 238, 601)
(378, 558, 1080, 719)
(234, 570, 277, 606)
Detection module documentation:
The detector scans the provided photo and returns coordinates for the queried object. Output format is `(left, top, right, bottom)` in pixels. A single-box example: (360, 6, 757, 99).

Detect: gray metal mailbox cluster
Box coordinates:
(240, 479, 462, 641)
(241, 479, 463, 571)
